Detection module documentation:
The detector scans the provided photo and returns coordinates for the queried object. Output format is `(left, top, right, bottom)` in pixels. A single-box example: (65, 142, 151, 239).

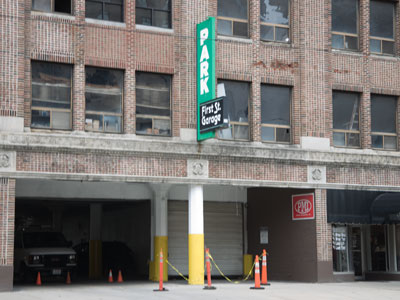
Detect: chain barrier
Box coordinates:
(165, 259, 189, 281)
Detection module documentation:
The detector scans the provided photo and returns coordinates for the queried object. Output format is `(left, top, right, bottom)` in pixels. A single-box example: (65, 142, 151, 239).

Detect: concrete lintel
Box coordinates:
(0, 117, 24, 132)
(301, 137, 330, 151)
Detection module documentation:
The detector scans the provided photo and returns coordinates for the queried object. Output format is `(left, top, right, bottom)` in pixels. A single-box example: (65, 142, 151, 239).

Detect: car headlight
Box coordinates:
(28, 255, 42, 264)
(68, 254, 76, 264)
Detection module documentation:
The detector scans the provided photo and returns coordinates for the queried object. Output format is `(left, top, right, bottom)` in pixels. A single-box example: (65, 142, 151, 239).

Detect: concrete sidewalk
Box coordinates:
(2, 280, 400, 300)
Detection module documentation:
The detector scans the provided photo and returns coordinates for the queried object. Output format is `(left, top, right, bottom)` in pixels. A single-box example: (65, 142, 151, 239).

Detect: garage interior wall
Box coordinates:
(247, 187, 319, 282)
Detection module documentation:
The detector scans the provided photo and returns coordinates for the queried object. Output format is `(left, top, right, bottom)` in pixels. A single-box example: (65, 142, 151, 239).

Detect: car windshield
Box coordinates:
(23, 232, 69, 248)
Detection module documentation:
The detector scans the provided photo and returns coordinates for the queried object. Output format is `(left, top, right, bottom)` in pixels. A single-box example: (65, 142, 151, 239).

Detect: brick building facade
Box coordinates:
(1, 0, 400, 291)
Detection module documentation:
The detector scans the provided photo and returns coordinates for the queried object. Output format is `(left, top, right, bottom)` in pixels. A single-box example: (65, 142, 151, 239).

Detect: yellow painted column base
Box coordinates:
(152, 236, 168, 282)
(188, 234, 204, 285)
(243, 254, 253, 279)
(89, 240, 102, 279)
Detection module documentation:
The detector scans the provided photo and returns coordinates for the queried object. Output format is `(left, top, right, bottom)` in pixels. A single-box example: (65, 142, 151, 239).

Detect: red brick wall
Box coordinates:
(0, 178, 15, 266)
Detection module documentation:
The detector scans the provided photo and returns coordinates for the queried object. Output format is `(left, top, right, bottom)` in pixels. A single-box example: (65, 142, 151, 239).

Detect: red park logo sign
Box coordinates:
(292, 193, 315, 220)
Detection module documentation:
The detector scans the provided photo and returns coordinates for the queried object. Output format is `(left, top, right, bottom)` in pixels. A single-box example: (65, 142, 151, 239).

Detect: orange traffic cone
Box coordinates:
(36, 272, 42, 286)
(108, 269, 114, 283)
(250, 255, 264, 290)
(66, 271, 71, 284)
(153, 249, 167, 292)
(261, 249, 270, 286)
(204, 248, 216, 290)
(117, 270, 123, 283)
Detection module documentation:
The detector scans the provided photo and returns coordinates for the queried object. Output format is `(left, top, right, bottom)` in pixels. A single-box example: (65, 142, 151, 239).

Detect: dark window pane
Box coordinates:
(370, 39, 381, 53)
(52, 111, 71, 130)
(86, 67, 123, 89)
(104, 115, 121, 133)
(233, 21, 248, 37)
(384, 136, 397, 150)
(333, 132, 346, 146)
(347, 132, 360, 147)
(275, 27, 289, 42)
(104, 3, 123, 22)
(136, 105, 170, 117)
(382, 40, 395, 55)
(137, 0, 170, 10)
(86, 92, 122, 113)
(218, 19, 233, 36)
(136, 72, 171, 90)
(332, 0, 358, 34)
(136, 8, 152, 26)
(333, 92, 359, 130)
(332, 34, 344, 49)
(219, 80, 249, 123)
(32, 0, 51, 12)
(261, 25, 274, 41)
(153, 10, 171, 28)
(32, 86, 71, 108)
(31, 110, 50, 128)
(345, 36, 358, 50)
(32, 62, 72, 85)
(136, 118, 153, 134)
(55, 0, 71, 14)
(371, 94, 397, 133)
(85, 114, 103, 131)
(218, 0, 248, 20)
(260, 0, 289, 25)
(370, 0, 394, 39)
(372, 135, 383, 148)
(261, 126, 274, 141)
(136, 89, 170, 110)
(86, 1, 103, 19)
(261, 85, 291, 126)
(276, 127, 290, 142)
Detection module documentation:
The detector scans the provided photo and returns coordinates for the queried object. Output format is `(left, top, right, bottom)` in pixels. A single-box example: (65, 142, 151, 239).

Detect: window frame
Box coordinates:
(135, 72, 172, 137)
(31, 61, 73, 131)
(370, 94, 398, 151)
(332, 91, 361, 149)
(260, 84, 292, 144)
(32, 0, 73, 15)
(332, 225, 351, 273)
(84, 66, 124, 134)
(260, 0, 291, 43)
(369, 0, 396, 55)
(217, 0, 249, 38)
(85, 0, 124, 22)
(135, 0, 172, 29)
(216, 79, 250, 141)
(331, 0, 359, 51)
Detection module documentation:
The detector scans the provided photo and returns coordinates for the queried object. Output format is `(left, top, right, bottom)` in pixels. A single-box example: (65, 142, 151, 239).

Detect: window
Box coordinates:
(260, 0, 290, 43)
(136, 72, 171, 136)
(261, 84, 291, 143)
(332, 0, 358, 50)
(217, 80, 249, 140)
(370, 0, 395, 55)
(85, 67, 123, 133)
(85, 0, 123, 22)
(396, 225, 400, 271)
(217, 0, 248, 38)
(332, 225, 350, 272)
(31, 61, 72, 130)
(32, 0, 72, 14)
(370, 225, 387, 271)
(371, 94, 397, 150)
(136, 0, 171, 29)
(332, 91, 360, 148)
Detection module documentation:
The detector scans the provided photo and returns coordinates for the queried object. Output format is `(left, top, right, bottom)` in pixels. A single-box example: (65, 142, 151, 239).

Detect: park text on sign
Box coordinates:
(199, 97, 224, 133)
(292, 193, 315, 220)
(197, 17, 216, 141)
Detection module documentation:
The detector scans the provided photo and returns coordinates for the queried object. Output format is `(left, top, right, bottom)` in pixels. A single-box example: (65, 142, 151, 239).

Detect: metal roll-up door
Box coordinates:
(168, 200, 243, 276)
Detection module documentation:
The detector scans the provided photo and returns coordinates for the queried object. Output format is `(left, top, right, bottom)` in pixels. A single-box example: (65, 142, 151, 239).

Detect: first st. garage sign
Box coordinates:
(292, 193, 315, 220)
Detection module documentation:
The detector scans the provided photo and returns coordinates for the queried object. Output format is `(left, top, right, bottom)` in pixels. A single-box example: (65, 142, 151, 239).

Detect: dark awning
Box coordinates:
(370, 193, 400, 224)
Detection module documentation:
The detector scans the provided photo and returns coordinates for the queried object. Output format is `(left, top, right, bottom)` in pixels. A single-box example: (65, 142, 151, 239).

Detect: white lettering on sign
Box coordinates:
(199, 28, 210, 96)
(294, 199, 312, 215)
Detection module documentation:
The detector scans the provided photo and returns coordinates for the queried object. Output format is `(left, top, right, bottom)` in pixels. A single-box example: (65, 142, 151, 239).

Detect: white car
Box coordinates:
(14, 231, 77, 282)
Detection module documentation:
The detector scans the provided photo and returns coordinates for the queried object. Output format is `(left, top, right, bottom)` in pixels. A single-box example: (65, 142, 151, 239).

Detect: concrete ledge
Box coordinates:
(0, 266, 13, 292)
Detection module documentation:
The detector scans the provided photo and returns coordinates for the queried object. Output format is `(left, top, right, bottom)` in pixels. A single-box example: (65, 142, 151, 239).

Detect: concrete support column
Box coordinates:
(188, 185, 204, 285)
(0, 178, 15, 291)
(150, 184, 170, 281)
(89, 203, 102, 279)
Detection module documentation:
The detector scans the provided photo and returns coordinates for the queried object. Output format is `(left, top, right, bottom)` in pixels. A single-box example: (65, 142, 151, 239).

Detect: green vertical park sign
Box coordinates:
(197, 17, 216, 141)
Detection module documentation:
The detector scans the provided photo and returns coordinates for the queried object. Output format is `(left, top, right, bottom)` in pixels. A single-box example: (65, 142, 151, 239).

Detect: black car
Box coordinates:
(73, 241, 136, 279)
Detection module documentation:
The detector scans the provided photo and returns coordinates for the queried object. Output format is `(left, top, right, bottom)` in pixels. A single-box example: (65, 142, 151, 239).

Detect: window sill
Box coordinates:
(332, 48, 362, 56)
(217, 35, 252, 44)
(85, 18, 126, 28)
(135, 24, 173, 34)
(31, 10, 75, 21)
(370, 53, 399, 62)
(261, 40, 291, 48)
